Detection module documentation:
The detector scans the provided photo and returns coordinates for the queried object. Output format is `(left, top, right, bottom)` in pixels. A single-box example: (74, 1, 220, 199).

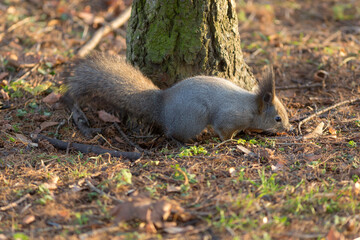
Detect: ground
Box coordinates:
(0, 0, 360, 239)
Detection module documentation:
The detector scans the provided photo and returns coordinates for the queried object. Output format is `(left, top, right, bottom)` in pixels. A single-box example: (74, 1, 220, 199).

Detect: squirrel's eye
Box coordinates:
(275, 116, 282, 122)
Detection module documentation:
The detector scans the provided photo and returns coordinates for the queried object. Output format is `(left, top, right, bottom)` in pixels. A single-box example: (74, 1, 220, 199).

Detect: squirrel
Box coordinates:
(65, 52, 291, 142)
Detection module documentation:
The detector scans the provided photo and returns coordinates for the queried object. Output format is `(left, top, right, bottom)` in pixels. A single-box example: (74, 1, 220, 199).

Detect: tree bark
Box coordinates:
(126, 0, 256, 90)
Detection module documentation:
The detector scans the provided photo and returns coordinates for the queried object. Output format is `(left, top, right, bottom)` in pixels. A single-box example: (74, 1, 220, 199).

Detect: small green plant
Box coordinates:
(160, 147, 175, 158)
(37, 62, 56, 76)
(28, 101, 38, 109)
(114, 169, 132, 186)
(180, 183, 191, 194)
(332, 4, 354, 20)
(248, 139, 258, 145)
(145, 186, 157, 197)
(171, 164, 197, 184)
(71, 169, 91, 178)
(348, 140, 357, 148)
(212, 206, 259, 232)
(6, 79, 53, 97)
(7, 135, 16, 143)
(177, 145, 208, 157)
(351, 174, 359, 183)
(12, 124, 21, 132)
(355, 120, 360, 128)
(237, 168, 246, 182)
(74, 210, 92, 225)
(251, 169, 283, 196)
(273, 215, 289, 226)
(16, 109, 27, 117)
(37, 184, 53, 205)
(12, 233, 29, 240)
(237, 138, 246, 145)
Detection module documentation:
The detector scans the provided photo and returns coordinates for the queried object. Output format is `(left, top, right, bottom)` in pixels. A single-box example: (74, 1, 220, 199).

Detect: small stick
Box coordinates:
(32, 134, 141, 160)
(113, 123, 153, 155)
(276, 83, 323, 90)
(322, 30, 341, 46)
(62, 95, 101, 138)
(0, 16, 37, 41)
(214, 139, 237, 149)
(78, 7, 132, 57)
(13, 63, 40, 82)
(85, 178, 122, 203)
(55, 119, 66, 138)
(298, 98, 360, 134)
(176, 167, 189, 186)
(0, 193, 31, 211)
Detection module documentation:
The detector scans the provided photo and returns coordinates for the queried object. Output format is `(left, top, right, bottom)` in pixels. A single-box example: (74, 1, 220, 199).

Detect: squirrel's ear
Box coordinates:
(257, 92, 272, 114)
(263, 92, 273, 103)
(257, 65, 275, 113)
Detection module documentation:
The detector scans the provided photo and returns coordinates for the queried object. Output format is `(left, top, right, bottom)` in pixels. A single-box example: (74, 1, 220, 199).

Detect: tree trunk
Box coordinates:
(126, 0, 256, 90)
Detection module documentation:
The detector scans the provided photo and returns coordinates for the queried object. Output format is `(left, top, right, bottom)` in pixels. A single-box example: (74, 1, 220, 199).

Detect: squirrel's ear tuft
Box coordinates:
(256, 65, 275, 113)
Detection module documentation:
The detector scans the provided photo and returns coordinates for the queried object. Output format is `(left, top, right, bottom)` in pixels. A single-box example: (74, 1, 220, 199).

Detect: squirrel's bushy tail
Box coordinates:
(65, 52, 162, 124)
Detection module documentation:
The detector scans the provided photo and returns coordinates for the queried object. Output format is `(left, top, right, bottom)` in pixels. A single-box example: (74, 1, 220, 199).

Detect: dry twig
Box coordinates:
(276, 83, 324, 90)
(62, 95, 101, 138)
(78, 7, 132, 57)
(176, 167, 189, 185)
(0, 16, 37, 41)
(0, 194, 31, 211)
(32, 134, 141, 160)
(298, 98, 360, 134)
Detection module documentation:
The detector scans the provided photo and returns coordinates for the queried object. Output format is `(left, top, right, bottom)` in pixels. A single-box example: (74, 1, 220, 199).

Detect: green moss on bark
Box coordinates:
(127, 0, 256, 90)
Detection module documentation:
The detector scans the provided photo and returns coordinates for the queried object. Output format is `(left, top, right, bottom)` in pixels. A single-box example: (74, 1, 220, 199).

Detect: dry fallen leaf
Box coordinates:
(0, 73, 8, 81)
(271, 162, 285, 172)
(303, 154, 322, 162)
(112, 197, 170, 224)
(0, 89, 9, 101)
(34, 121, 59, 134)
(303, 122, 324, 139)
(353, 182, 360, 195)
(15, 133, 37, 147)
(22, 215, 35, 225)
(167, 184, 181, 193)
(77, 12, 105, 26)
(163, 226, 194, 234)
(43, 175, 59, 190)
(326, 227, 345, 240)
(328, 126, 337, 135)
(236, 145, 256, 157)
(229, 167, 237, 177)
(344, 219, 355, 232)
(70, 179, 86, 192)
(42, 92, 62, 104)
(47, 19, 60, 27)
(98, 110, 120, 123)
(111, 195, 188, 233)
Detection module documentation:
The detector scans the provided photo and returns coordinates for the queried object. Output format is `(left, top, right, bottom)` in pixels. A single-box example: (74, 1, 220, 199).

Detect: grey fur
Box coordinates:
(66, 52, 291, 142)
